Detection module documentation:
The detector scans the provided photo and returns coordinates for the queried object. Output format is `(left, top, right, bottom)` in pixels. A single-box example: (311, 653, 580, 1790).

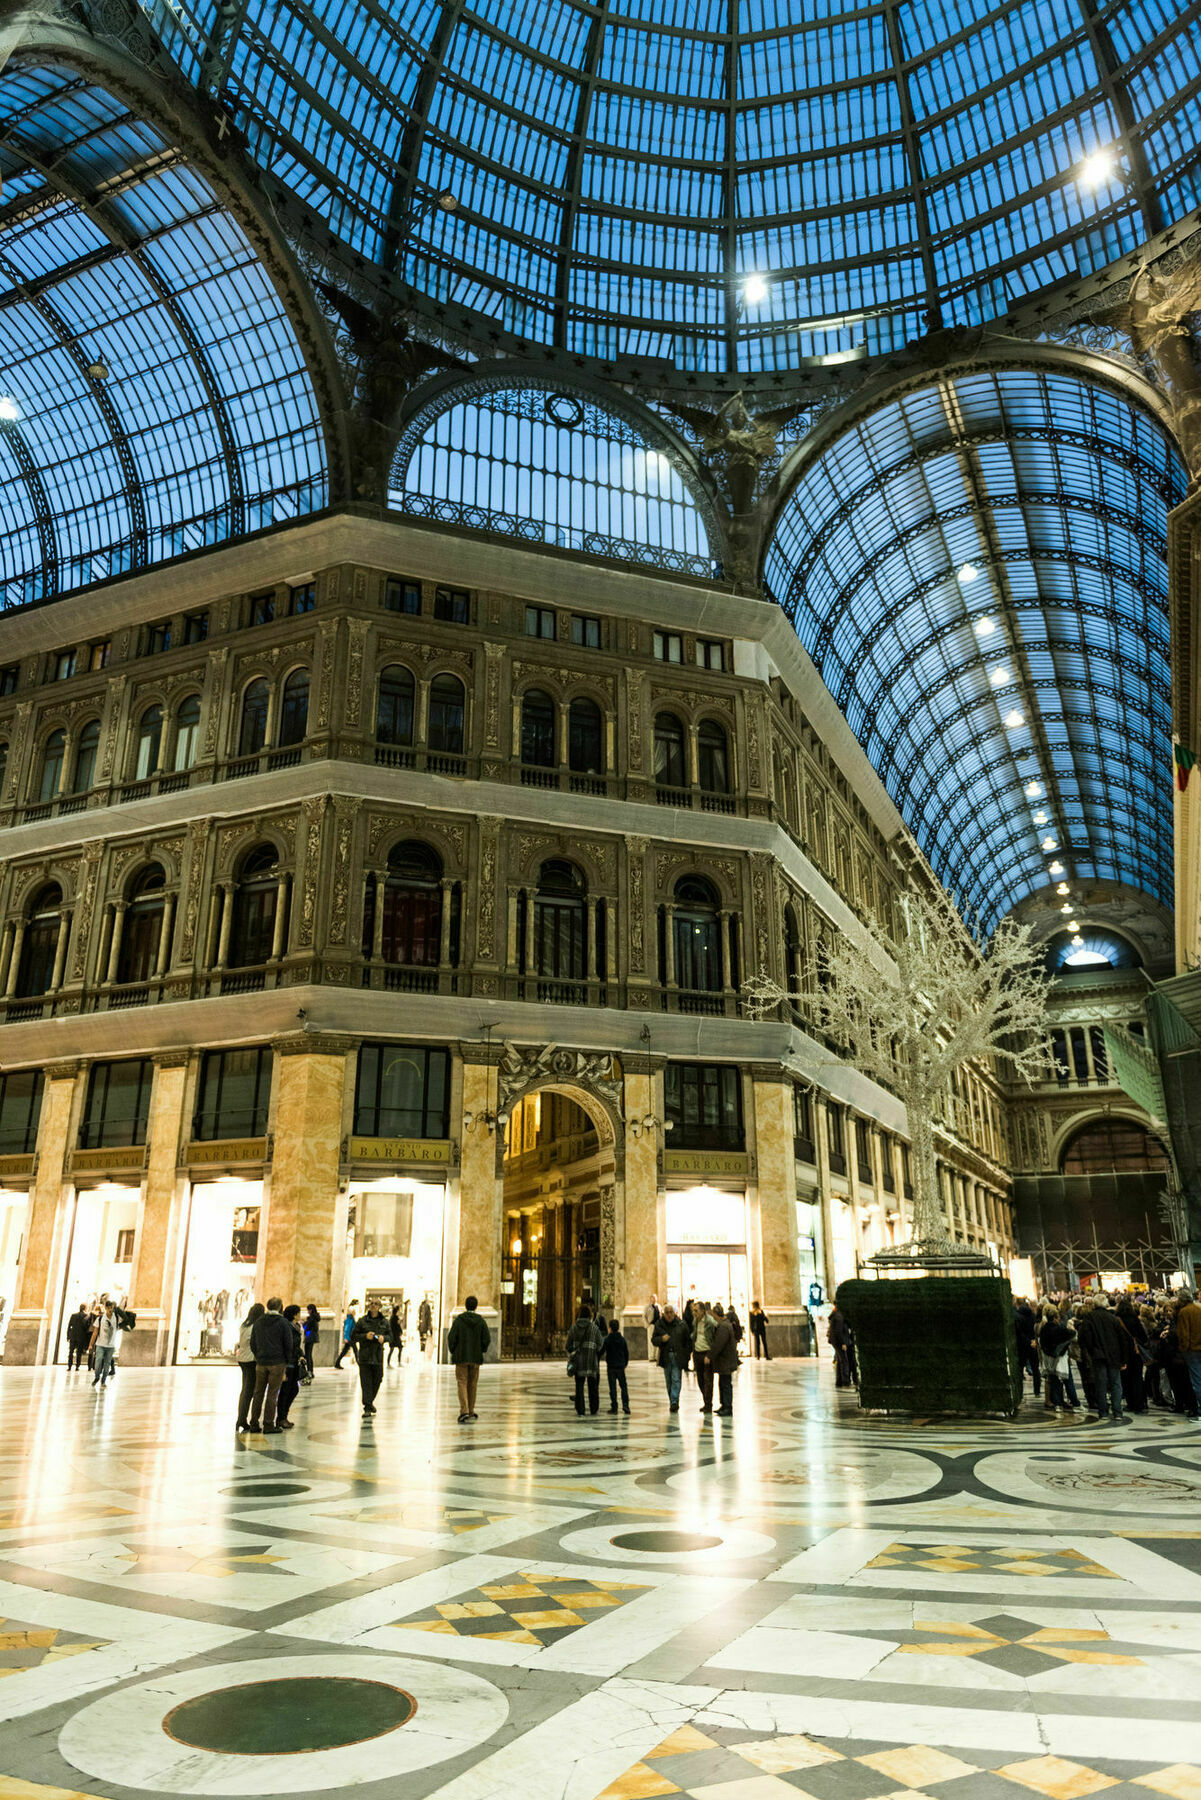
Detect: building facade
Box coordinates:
(0, 515, 1014, 1366)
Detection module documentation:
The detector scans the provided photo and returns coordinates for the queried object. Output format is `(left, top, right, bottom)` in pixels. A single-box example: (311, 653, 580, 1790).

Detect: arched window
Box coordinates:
(117, 865, 166, 985)
(377, 840, 443, 966)
(568, 697, 603, 774)
(697, 718, 729, 793)
(278, 669, 309, 747)
(521, 689, 556, 767)
(428, 674, 464, 755)
(376, 666, 415, 745)
(229, 845, 280, 968)
(71, 720, 100, 794)
(654, 712, 686, 790)
(238, 679, 270, 757)
(673, 874, 722, 992)
(173, 695, 201, 771)
(38, 730, 65, 802)
(784, 902, 802, 992)
(534, 859, 586, 982)
(17, 883, 63, 997)
(1061, 1119, 1170, 1174)
(134, 704, 162, 779)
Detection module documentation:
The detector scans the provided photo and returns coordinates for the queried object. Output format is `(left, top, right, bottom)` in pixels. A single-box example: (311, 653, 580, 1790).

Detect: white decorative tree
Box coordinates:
(745, 881, 1053, 1261)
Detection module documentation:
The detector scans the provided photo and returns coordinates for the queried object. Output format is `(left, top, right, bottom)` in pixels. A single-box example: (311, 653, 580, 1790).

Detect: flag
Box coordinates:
(1175, 744, 1197, 791)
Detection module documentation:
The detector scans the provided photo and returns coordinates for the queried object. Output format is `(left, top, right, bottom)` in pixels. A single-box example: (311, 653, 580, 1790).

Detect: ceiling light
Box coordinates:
(435, 189, 458, 211)
(989, 666, 1011, 686)
(1071, 934, 1084, 947)
(1079, 149, 1117, 189)
(958, 563, 979, 583)
(85, 359, 110, 382)
(1049, 860, 1064, 874)
(1025, 780, 1043, 798)
(1033, 809, 1048, 825)
(1068, 918, 1080, 931)
(1060, 903, 1073, 914)
(0, 396, 19, 421)
(1041, 836, 1057, 851)
(1056, 882, 1070, 895)
(974, 616, 995, 637)
(743, 273, 768, 304)
(1004, 708, 1024, 728)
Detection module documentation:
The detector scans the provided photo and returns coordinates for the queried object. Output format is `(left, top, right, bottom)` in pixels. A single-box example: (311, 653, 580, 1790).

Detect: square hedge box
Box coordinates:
(836, 1275, 1023, 1414)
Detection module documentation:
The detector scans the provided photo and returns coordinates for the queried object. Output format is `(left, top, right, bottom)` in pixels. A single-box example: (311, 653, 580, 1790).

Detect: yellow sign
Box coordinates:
(72, 1147, 146, 1173)
(349, 1136, 452, 1165)
(0, 1154, 33, 1179)
(665, 1150, 749, 1177)
(185, 1139, 268, 1165)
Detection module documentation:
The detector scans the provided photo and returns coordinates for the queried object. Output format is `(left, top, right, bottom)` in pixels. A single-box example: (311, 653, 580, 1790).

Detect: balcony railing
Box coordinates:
(655, 784, 692, 808)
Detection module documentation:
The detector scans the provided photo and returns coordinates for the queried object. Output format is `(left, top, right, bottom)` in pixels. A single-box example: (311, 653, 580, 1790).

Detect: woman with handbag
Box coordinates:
(1038, 1306, 1077, 1413)
(565, 1305, 604, 1416)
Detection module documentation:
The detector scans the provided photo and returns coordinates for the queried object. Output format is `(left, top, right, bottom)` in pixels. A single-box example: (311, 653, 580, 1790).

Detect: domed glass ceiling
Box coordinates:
(142, 0, 1201, 370)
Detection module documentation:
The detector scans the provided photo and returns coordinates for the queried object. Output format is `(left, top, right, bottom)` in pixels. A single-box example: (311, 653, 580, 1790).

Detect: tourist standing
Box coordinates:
(726, 1304, 744, 1348)
(235, 1302, 265, 1430)
(652, 1304, 691, 1414)
(302, 1304, 320, 1376)
(334, 1302, 358, 1368)
(387, 1305, 403, 1366)
(600, 1317, 631, 1414)
(709, 1302, 740, 1416)
(566, 1305, 604, 1416)
(418, 1297, 433, 1356)
(692, 1301, 715, 1413)
(1075, 1294, 1127, 1421)
(246, 1297, 293, 1434)
(1037, 1305, 1077, 1414)
(1176, 1288, 1201, 1418)
(448, 1295, 490, 1422)
(643, 1294, 660, 1361)
(1014, 1300, 1040, 1394)
(749, 1301, 771, 1360)
(352, 1298, 387, 1417)
(89, 1300, 120, 1389)
(66, 1305, 91, 1372)
(827, 1306, 854, 1387)
(276, 1305, 304, 1428)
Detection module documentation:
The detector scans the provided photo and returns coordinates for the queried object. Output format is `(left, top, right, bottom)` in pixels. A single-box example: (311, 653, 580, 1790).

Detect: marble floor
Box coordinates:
(1, 1357, 1200, 1800)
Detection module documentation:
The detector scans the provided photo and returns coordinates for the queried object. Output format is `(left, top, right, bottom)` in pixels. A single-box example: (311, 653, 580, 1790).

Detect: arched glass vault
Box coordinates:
(764, 365, 1186, 929)
(0, 64, 327, 607)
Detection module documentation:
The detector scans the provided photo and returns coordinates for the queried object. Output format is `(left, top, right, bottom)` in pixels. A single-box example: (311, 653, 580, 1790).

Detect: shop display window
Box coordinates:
(176, 1179, 263, 1361)
(57, 1185, 137, 1357)
(0, 1188, 27, 1354)
(345, 1176, 445, 1355)
(665, 1186, 749, 1319)
(193, 1047, 272, 1140)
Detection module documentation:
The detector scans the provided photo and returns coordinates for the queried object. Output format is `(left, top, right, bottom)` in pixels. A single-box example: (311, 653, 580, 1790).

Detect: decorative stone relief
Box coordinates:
(345, 617, 370, 727)
(655, 850, 739, 896)
(296, 796, 326, 949)
(5, 702, 30, 799)
(746, 705, 763, 790)
(476, 820, 499, 958)
(215, 819, 261, 877)
(328, 798, 362, 944)
(626, 836, 647, 974)
(625, 671, 643, 771)
(325, 568, 341, 604)
(750, 853, 772, 975)
(178, 819, 209, 961)
(650, 686, 734, 715)
(483, 642, 505, 748)
(599, 1182, 616, 1307)
(496, 1041, 623, 1126)
(202, 648, 228, 759)
(315, 619, 338, 731)
(70, 842, 104, 981)
(353, 568, 368, 604)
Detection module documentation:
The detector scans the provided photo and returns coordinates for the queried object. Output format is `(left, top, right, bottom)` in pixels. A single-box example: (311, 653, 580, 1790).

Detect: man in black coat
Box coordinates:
(651, 1305, 692, 1414)
(65, 1305, 92, 1372)
(352, 1298, 388, 1418)
(246, 1298, 293, 1434)
(600, 1318, 631, 1414)
(1075, 1295, 1129, 1422)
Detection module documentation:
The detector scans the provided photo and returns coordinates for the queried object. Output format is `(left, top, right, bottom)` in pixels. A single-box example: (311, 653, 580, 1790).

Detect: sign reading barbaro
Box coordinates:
(185, 1139, 268, 1165)
(664, 1149, 749, 1176)
(349, 1137, 451, 1164)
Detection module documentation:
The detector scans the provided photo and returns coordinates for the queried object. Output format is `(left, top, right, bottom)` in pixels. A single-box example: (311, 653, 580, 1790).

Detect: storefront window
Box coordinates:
(0, 1069, 42, 1154)
(0, 1188, 27, 1354)
(176, 1178, 263, 1362)
(354, 1044, 450, 1139)
(57, 1184, 138, 1357)
(79, 1059, 154, 1149)
(345, 1175, 445, 1354)
(193, 1047, 272, 1140)
(665, 1187, 749, 1317)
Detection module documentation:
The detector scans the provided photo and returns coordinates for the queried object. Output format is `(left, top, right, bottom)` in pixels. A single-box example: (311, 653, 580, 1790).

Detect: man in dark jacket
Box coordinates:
(275, 1304, 304, 1428)
(652, 1305, 691, 1413)
(1014, 1302, 1040, 1395)
(600, 1317, 631, 1414)
(352, 1298, 388, 1418)
(66, 1305, 92, 1372)
(1075, 1295, 1129, 1421)
(247, 1297, 293, 1434)
(447, 1295, 490, 1422)
(708, 1303, 740, 1417)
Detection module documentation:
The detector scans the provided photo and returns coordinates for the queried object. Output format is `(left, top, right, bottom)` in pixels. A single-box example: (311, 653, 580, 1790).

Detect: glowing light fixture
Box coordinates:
(743, 273, 768, 304)
(958, 563, 979, 583)
(1025, 780, 1043, 798)
(0, 396, 19, 422)
(1041, 836, 1057, 851)
(1060, 903, 1072, 914)
(1049, 859, 1064, 874)
(1068, 918, 1080, 931)
(989, 666, 1011, 686)
(974, 616, 995, 637)
(1080, 148, 1117, 188)
(1056, 882, 1070, 895)
(1004, 708, 1024, 728)
(1071, 934, 1084, 947)
(1033, 809, 1049, 825)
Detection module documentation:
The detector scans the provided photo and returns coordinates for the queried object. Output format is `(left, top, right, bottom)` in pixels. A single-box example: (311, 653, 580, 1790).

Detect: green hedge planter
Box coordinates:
(835, 1275, 1023, 1415)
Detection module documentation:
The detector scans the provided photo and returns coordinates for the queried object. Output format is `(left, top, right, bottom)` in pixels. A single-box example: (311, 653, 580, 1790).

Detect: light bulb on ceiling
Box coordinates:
(1041, 836, 1057, 851)
(1048, 860, 1064, 874)
(974, 616, 995, 637)
(0, 396, 19, 422)
(1071, 934, 1084, 946)
(1004, 708, 1025, 728)
(989, 666, 1011, 686)
(1056, 882, 1070, 895)
(1025, 780, 1043, 798)
(1060, 903, 1073, 914)
(742, 273, 768, 304)
(1068, 918, 1080, 930)
(958, 563, 979, 583)
(1079, 148, 1117, 189)
(1033, 809, 1048, 825)
(435, 189, 458, 211)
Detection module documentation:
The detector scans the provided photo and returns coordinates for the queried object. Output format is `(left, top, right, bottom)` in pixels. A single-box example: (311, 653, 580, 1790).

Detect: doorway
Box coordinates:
(500, 1090, 606, 1358)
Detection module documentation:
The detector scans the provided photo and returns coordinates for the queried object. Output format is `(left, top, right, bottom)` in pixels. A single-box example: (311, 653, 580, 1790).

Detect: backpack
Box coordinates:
(115, 1306, 136, 1332)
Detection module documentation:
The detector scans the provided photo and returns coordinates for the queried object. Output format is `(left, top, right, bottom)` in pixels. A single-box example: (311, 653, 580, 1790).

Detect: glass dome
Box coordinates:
(140, 0, 1201, 372)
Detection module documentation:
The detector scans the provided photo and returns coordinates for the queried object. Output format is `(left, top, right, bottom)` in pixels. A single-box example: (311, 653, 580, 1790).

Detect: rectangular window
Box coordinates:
(146, 622, 171, 655)
(881, 1135, 896, 1191)
(827, 1103, 847, 1175)
(434, 586, 470, 624)
(571, 615, 601, 649)
(114, 1228, 135, 1263)
(1069, 1025, 1090, 1081)
(1051, 1028, 1070, 1082)
(525, 605, 555, 639)
(653, 630, 683, 663)
(663, 1062, 744, 1150)
(88, 641, 111, 672)
(901, 1142, 913, 1196)
(184, 611, 209, 645)
(249, 591, 275, 627)
(53, 650, 76, 681)
(855, 1117, 872, 1182)
(79, 1058, 155, 1149)
(0, 665, 18, 696)
(353, 1043, 451, 1139)
(695, 638, 725, 671)
(290, 582, 316, 615)
(793, 1085, 815, 1162)
(385, 577, 422, 614)
(193, 1047, 273, 1141)
(0, 1068, 43, 1155)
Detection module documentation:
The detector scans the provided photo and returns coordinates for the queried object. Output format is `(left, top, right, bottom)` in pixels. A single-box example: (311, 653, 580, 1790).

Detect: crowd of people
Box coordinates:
(1015, 1287, 1201, 1423)
(646, 1296, 747, 1417)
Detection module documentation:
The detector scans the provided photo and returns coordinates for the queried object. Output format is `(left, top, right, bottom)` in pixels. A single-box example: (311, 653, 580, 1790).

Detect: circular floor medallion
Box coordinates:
(610, 1529, 723, 1553)
(220, 1482, 311, 1498)
(164, 1677, 414, 1754)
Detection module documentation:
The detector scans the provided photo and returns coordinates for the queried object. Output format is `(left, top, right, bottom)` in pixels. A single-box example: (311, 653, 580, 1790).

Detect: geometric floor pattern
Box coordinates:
(1, 1357, 1200, 1798)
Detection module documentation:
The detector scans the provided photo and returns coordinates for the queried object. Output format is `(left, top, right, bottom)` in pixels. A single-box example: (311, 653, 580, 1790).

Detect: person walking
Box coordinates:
(418, 1297, 433, 1356)
(66, 1304, 91, 1372)
(749, 1301, 771, 1360)
(334, 1302, 358, 1369)
(652, 1304, 691, 1414)
(566, 1305, 604, 1415)
(600, 1317, 631, 1414)
(275, 1305, 304, 1428)
(448, 1295, 490, 1422)
(386, 1305, 403, 1367)
(302, 1304, 320, 1377)
(1176, 1288, 1201, 1419)
(709, 1302, 740, 1416)
(1075, 1293, 1127, 1421)
(352, 1298, 388, 1417)
(89, 1300, 120, 1389)
(246, 1297, 293, 1434)
(692, 1301, 715, 1414)
(235, 1302, 265, 1430)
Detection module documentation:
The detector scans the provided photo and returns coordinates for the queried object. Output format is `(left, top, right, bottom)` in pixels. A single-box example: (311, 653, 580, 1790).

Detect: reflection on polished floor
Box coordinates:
(2, 1358, 1201, 1799)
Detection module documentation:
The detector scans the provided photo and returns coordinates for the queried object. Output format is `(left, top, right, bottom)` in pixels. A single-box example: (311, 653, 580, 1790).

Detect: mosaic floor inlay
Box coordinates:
(0, 1359, 1199, 1799)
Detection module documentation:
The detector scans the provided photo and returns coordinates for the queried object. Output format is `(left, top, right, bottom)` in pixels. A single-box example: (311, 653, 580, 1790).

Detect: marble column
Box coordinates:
(5, 1063, 79, 1363)
(751, 1071, 807, 1355)
(619, 1064, 660, 1358)
(454, 1056, 503, 1358)
(262, 1039, 350, 1305)
(126, 1053, 190, 1365)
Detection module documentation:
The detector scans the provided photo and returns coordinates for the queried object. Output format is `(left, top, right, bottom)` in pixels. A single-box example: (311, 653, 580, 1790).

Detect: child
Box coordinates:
(600, 1317, 631, 1415)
